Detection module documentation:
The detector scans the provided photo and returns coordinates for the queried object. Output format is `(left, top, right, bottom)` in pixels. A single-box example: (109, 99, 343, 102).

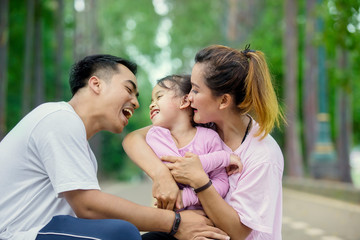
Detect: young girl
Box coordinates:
(146, 74, 242, 210)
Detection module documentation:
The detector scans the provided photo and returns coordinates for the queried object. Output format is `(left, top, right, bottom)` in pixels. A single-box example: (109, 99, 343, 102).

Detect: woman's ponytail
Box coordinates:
(238, 50, 284, 138)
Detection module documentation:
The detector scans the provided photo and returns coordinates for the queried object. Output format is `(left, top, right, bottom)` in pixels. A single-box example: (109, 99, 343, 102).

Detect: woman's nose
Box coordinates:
(188, 92, 194, 102)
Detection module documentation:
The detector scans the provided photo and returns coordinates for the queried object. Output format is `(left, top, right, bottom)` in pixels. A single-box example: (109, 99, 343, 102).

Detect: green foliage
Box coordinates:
(4, 0, 360, 180)
(321, 0, 360, 143)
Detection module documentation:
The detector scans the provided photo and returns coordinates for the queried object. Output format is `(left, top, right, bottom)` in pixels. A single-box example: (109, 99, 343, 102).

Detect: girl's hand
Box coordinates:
(226, 154, 243, 176)
(162, 152, 209, 189)
(175, 190, 184, 211)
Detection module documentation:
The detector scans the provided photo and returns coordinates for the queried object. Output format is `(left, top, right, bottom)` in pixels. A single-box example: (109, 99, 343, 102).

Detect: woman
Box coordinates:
(123, 44, 284, 240)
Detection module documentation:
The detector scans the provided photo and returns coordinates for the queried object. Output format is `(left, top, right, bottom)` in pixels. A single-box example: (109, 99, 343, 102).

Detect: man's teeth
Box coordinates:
(123, 109, 133, 119)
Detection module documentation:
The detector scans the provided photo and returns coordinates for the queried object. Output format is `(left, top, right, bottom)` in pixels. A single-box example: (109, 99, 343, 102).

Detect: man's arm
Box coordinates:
(122, 126, 178, 210)
(64, 189, 173, 232)
(63, 189, 230, 240)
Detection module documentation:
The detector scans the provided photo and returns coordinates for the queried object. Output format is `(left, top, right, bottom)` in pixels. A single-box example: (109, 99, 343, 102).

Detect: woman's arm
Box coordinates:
(182, 167, 229, 208)
(163, 152, 251, 239)
(122, 126, 178, 210)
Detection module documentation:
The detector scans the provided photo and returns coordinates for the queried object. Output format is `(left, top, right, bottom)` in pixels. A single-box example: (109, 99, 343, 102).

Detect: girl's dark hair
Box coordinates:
(69, 54, 137, 96)
(157, 74, 191, 97)
(195, 45, 283, 138)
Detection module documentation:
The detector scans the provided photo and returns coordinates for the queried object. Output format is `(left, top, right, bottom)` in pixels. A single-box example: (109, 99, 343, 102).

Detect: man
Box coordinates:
(0, 54, 228, 240)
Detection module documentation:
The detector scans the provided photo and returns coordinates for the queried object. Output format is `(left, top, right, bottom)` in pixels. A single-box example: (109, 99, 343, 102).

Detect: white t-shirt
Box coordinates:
(0, 102, 100, 240)
(224, 120, 284, 240)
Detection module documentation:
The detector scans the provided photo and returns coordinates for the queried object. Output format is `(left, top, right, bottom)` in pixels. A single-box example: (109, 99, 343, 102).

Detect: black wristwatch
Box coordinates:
(169, 211, 181, 236)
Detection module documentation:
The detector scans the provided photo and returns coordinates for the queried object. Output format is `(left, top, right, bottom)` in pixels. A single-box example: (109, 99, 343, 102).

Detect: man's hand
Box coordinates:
(152, 169, 179, 210)
(175, 211, 229, 240)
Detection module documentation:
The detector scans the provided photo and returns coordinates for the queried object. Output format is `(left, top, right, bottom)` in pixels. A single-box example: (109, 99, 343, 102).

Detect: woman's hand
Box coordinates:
(162, 152, 209, 189)
(226, 154, 243, 176)
(152, 167, 179, 210)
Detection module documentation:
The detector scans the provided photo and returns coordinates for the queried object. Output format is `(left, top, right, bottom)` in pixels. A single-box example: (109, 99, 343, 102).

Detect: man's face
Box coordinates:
(100, 64, 139, 133)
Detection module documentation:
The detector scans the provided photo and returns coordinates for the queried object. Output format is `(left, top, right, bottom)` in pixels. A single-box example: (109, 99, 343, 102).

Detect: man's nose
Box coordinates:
(132, 97, 140, 110)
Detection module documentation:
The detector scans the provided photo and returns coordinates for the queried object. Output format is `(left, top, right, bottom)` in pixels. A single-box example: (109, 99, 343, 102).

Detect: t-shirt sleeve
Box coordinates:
(228, 161, 282, 234)
(31, 110, 100, 197)
(198, 128, 230, 172)
(146, 126, 181, 158)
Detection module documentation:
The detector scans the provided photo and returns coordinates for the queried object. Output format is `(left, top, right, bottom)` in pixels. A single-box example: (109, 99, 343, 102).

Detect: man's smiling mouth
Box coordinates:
(122, 108, 133, 119)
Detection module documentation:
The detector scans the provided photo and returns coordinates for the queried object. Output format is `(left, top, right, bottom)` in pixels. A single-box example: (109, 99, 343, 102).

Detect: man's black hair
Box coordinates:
(69, 54, 137, 96)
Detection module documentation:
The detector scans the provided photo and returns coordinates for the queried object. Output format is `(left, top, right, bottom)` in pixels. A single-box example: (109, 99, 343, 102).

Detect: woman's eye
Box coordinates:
(126, 87, 132, 94)
(157, 95, 162, 100)
(191, 89, 198, 94)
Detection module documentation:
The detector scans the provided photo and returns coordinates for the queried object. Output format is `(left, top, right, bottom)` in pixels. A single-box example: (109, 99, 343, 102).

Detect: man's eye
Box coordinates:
(126, 87, 132, 93)
(157, 95, 162, 100)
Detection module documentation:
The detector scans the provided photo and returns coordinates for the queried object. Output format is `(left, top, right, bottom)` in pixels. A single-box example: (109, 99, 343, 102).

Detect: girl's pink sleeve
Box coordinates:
(199, 151, 230, 173)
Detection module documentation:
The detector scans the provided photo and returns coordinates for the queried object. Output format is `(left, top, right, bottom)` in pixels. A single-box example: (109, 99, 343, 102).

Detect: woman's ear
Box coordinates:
(219, 94, 232, 110)
(180, 94, 191, 109)
(88, 76, 102, 94)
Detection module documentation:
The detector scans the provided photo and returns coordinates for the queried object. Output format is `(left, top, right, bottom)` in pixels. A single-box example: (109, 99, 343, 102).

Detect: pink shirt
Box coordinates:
(224, 120, 284, 239)
(146, 126, 230, 209)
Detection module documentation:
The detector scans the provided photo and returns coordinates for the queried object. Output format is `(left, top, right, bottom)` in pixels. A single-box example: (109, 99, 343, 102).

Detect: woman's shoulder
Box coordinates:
(242, 124, 283, 169)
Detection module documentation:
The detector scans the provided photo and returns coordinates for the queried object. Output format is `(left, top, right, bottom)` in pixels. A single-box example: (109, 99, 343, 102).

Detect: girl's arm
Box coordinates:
(122, 126, 178, 210)
(199, 151, 243, 175)
(163, 152, 251, 239)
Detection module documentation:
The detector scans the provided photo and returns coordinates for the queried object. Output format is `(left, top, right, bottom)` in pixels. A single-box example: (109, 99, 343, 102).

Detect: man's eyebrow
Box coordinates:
(126, 80, 139, 97)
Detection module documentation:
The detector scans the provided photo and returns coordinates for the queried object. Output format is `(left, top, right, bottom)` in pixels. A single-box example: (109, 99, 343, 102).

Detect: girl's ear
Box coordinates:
(219, 93, 232, 110)
(88, 76, 102, 94)
(180, 94, 191, 109)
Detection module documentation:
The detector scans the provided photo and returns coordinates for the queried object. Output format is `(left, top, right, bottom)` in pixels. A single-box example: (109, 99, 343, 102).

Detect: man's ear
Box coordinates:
(180, 94, 191, 109)
(88, 76, 102, 94)
(219, 94, 232, 110)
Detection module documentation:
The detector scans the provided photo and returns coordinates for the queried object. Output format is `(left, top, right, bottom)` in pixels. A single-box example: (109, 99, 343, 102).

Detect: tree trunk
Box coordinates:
(0, 0, 9, 140)
(303, 0, 318, 167)
(54, 0, 64, 100)
(227, 0, 239, 42)
(22, 0, 35, 116)
(336, 49, 352, 183)
(34, 0, 45, 106)
(85, 0, 103, 174)
(284, 0, 303, 177)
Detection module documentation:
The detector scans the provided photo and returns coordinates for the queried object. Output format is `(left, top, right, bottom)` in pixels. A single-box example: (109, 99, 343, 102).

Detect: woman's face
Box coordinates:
(189, 63, 221, 124)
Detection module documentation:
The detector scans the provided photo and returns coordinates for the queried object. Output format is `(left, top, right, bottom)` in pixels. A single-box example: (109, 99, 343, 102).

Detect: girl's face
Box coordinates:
(189, 63, 221, 124)
(149, 82, 181, 128)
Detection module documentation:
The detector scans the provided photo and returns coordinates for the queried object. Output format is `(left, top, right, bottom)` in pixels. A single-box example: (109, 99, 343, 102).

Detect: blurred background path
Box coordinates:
(100, 179, 360, 240)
